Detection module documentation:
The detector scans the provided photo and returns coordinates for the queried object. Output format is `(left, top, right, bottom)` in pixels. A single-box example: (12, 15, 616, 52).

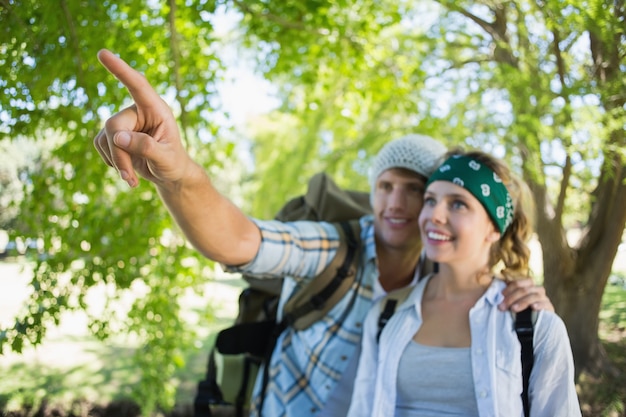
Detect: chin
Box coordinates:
(424, 249, 445, 262)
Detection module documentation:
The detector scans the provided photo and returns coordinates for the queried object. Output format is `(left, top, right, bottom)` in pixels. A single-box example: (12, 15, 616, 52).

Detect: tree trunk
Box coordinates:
(546, 267, 612, 379)
(537, 145, 626, 378)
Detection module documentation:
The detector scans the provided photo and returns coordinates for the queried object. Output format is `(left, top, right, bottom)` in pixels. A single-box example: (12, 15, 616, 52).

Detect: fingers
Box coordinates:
(97, 49, 161, 108)
(95, 49, 184, 187)
(94, 128, 114, 168)
(528, 299, 555, 313)
(94, 127, 161, 187)
(94, 126, 137, 187)
(499, 280, 555, 313)
(104, 105, 141, 186)
(96, 49, 150, 187)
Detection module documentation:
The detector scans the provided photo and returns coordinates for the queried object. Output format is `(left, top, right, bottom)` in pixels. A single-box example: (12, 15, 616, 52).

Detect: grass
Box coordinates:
(577, 282, 626, 417)
(1, 267, 625, 416)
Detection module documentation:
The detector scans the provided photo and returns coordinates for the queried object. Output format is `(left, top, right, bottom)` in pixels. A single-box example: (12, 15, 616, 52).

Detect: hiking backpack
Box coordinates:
(193, 172, 372, 417)
(377, 283, 536, 417)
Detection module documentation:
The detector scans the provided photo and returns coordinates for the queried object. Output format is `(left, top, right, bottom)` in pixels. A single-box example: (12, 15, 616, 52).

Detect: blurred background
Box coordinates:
(0, 0, 624, 416)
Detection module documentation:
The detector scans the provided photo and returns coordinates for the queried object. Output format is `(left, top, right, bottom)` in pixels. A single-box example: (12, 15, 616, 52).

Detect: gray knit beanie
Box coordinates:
(369, 134, 447, 194)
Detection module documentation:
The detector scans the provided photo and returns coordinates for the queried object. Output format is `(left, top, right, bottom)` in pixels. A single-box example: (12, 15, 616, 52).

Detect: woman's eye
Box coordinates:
(452, 200, 467, 209)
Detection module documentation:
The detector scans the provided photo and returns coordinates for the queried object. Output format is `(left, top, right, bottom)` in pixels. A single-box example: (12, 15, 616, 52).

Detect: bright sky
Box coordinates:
(209, 6, 280, 127)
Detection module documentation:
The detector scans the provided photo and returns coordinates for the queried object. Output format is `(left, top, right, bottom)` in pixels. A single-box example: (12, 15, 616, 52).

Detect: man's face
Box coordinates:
(372, 168, 426, 253)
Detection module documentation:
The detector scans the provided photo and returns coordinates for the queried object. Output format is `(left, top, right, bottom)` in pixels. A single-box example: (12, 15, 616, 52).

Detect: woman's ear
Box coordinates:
(487, 229, 501, 244)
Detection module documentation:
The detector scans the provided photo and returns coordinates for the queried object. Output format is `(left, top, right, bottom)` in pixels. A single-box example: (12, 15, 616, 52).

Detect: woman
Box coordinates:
(347, 150, 581, 416)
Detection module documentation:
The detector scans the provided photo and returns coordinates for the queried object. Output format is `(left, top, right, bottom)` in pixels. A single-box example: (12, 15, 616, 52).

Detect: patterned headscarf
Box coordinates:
(427, 154, 514, 234)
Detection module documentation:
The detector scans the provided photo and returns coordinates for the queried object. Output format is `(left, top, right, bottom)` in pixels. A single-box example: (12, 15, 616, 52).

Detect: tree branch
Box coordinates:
(167, 0, 190, 149)
(232, 0, 327, 36)
(436, 0, 518, 67)
(554, 154, 571, 225)
(60, 0, 86, 89)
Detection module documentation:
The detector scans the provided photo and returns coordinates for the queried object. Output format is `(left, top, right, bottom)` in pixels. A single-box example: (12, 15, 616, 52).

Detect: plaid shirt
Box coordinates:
(226, 215, 379, 417)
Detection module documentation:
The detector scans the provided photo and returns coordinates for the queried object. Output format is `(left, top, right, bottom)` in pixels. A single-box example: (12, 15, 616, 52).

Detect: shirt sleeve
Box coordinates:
(529, 311, 582, 417)
(223, 218, 341, 281)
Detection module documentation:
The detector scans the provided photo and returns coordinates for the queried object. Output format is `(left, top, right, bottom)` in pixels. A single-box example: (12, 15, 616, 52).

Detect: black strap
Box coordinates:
(193, 350, 220, 417)
(235, 355, 263, 417)
(515, 307, 534, 417)
(256, 321, 287, 416)
(377, 299, 398, 343)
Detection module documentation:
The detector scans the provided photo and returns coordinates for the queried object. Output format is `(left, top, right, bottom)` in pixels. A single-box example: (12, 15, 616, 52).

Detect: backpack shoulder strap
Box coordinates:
(376, 284, 415, 342)
(257, 220, 362, 416)
(282, 219, 362, 330)
(376, 259, 434, 342)
(513, 307, 537, 417)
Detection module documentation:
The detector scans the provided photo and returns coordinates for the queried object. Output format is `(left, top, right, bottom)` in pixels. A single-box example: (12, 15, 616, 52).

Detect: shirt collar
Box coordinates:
(361, 215, 378, 263)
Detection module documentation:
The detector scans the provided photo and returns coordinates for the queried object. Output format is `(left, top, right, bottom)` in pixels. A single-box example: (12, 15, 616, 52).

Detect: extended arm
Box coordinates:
(93, 49, 260, 265)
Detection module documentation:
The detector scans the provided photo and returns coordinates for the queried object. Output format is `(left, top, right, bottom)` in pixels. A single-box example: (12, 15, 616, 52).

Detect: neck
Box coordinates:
(428, 262, 493, 299)
(376, 245, 422, 292)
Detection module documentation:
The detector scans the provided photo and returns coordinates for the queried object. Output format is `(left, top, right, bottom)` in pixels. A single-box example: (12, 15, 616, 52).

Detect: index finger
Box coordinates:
(97, 49, 160, 107)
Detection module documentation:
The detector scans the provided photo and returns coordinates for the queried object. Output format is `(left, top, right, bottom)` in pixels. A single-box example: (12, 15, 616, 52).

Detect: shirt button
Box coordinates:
(340, 355, 347, 361)
(479, 390, 488, 398)
(476, 348, 483, 355)
(355, 322, 362, 328)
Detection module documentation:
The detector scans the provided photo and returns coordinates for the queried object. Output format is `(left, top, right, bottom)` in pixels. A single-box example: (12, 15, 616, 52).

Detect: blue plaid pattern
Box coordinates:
(226, 216, 378, 417)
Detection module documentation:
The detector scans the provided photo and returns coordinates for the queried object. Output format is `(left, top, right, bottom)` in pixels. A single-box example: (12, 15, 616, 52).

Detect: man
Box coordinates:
(93, 49, 553, 417)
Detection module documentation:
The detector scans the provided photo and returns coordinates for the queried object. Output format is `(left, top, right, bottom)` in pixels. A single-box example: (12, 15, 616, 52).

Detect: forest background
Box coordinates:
(0, 0, 625, 416)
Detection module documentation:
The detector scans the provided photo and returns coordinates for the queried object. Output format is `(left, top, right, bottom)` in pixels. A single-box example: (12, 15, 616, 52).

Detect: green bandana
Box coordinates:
(427, 155, 514, 234)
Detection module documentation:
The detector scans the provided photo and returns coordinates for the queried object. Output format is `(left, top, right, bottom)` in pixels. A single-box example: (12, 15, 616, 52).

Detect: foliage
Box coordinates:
(232, 0, 626, 376)
(0, 0, 238, 414)
(1, 0, 625, 413)
(0, 136, 56, 229)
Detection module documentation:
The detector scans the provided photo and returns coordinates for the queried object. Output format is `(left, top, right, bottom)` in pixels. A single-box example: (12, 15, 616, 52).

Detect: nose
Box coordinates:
(428, 201, 447, 224)
(387, 187, 407, 209)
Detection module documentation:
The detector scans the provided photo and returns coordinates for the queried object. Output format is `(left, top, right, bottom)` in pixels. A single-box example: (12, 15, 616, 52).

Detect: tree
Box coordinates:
(0, 137, 53, 229)
(231, 0, 626, 378)
(1, 0, 624, 413)
(0, 0, 240, 413)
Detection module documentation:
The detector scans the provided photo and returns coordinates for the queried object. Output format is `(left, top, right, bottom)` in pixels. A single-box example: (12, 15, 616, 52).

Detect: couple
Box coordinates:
(93, 50, 580, 416)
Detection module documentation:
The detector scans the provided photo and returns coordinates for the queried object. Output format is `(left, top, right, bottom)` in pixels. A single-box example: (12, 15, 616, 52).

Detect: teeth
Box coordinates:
(388, 218, 408, 224)
(428, 231, 451, 241)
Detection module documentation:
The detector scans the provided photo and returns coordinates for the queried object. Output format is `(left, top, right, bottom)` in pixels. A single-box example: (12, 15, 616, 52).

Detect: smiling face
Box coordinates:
(372, 168, 426, 254)
(418, 180, 501, 270)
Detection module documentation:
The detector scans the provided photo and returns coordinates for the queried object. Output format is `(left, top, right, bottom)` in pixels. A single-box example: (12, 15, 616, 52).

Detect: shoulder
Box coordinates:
(509, 308, 572, 354)
(377, 274, 432, 318)
(534, 310, 570, 342)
